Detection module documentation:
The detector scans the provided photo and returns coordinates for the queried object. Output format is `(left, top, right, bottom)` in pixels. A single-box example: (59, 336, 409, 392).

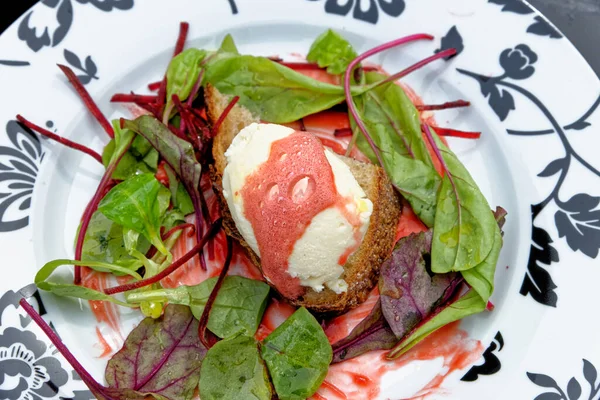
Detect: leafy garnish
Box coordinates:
(101, 123, 158, 180)
(306, 29, 358, 75)
(261, 307, 332, 400)
(164, 48, 208, 119)
(219, 33, 239, 54)
(126, 276, 270, 339)
(331, 299, 396, 363)
(205, 54, 352, 123)
(105, 304, 206, 400)
(380, 230, 461, 338)
(98, 173, 171, 257)
(424, 126, 497, 273)
(200, 335, 272, 400)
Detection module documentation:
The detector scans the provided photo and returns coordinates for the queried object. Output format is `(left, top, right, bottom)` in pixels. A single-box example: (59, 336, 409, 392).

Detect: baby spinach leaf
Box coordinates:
(123, 116, 203, 228)
(81, 210, 150, 270)
(34, 259, 140, 307)
(164, 164, 194, 215)
(219, 33, 239, 54)
(261, 307, 332, 400)
(205, 54, 351, 123)
(125, 276, 270, 339)
(98, 173, 171, 256)
(461, 207, 507, 302)
(200, 335, 272, 400)
(331, 299, 396, 363)
(306, 29, 357, 75)
(162, 209, 187, 232)
(106, 304, 206, 400)
(387, 289, 486, 359)
(165, 48, 208, 114)
(379, 230, 461, 338)
(430, 132, 496, 273)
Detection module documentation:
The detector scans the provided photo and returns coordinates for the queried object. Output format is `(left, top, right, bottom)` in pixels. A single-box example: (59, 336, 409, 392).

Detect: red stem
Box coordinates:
(111, 93, 159, 104)
(57, 64, 114, 138)
(148, 81, 162, 91)
(486, 301, 495, 312)
(173, 22, 190, 57)
(73, 137, 134, 283)
(376, 48, 457, 88)
(187, 69, 204, 107)
(163, 223, 196, 240)
(344, 33, 435, 168)
(434, 126, 481, 139)
(198, 235, 233, 349)
(104, 219, 222, 294)
(334, 128, 352, 137)
(211, 96, 239, 136)
(416, 100, 470, 111)
(16, 115, 103, 164)
(19, 298, 105, 394)
(157, 77, 167, 107)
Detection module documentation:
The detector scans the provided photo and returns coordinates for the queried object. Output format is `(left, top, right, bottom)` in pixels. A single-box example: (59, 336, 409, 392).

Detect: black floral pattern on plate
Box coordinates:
(17, 0, 134, 53)
(435, 26, 464, 60)
(458, 45, 600, 307)
(0, 120, 44, 232)
(528, 359, 600, 400)
(461, 332, 504, 382)
(306, 0, 405, 24)
(0, 60, 30, 67)
(63, 50, 98, 85)
(488, 0, 563, 39)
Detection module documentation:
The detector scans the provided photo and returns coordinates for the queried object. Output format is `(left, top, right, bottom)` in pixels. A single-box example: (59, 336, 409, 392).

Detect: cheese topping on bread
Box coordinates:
(222, 123, 373, 296)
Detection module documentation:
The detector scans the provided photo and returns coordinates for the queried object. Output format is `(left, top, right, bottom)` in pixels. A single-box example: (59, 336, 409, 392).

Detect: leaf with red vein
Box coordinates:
(106, 304, 206, 400)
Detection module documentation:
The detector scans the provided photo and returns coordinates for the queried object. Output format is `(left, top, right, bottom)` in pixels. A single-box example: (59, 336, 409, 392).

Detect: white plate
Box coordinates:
(1, 1, 599, 399)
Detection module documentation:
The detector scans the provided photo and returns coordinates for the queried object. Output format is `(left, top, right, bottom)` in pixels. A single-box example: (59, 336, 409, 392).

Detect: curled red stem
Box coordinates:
(57, 64, 114, 138)
(211, 96, 239, 137)
(16, 115, 103, 164)
(376, 48, 457, 88)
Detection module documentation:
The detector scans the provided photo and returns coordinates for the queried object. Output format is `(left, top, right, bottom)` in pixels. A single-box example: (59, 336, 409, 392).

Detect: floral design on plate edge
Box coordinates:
(528, 359, 600, 400)
(458, 45, 600, 307)
(305, 0, 405, 24)
(0, 290, 93, 400)
(488, 0, 563, 39)
(461, 332, 504, 382)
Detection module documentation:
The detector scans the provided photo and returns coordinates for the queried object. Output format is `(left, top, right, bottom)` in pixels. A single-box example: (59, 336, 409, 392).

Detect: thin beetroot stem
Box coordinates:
(157, 77, 167, 107)
(186, 69, 205, 107)
(434, 126, 481, 139)
(163, 223, 196, 240)
(57, 64, 114, 139)
(16, 115, 103, 164)
(73, 137, 134, 283)
(104, 219, 222, 294)
(111, 93, 159, 104)
(416, 100, 470, 111)
(199, 235, 233, 349)
(344, 34, 434, 164)
(173, 22, 190, 56)
(422, 124, 456, 188)
(148, 81, 162, 91)
(19, 298, 105, 393)
(211, 96, 240, 137)
(375, 48, 457, 89)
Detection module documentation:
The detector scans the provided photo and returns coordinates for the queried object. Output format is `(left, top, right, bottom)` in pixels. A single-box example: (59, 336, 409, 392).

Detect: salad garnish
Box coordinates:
(15, 22, 507, 400)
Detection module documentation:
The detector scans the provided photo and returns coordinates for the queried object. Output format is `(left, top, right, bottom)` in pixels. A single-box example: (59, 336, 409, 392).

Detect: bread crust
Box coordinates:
(206, 84, 401, 314)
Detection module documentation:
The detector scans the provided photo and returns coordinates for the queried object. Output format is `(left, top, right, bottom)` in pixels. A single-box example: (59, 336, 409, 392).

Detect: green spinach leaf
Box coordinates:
(261, 307, 332, 400)
(205, 54, 353, 123)
(306, 29, 357, 75)
(430, 132, 496, 273)
(98, 173, 171, 256)
(126, 276, 270, 339)
(164, 164, 194, 215)
(200, 335, 272, 400)
(219, 33, 239, 54)
(165, 48, 208, 115)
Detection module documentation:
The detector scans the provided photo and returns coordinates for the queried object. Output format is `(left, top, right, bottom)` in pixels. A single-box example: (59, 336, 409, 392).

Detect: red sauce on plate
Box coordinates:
(240, 131, 363, 299)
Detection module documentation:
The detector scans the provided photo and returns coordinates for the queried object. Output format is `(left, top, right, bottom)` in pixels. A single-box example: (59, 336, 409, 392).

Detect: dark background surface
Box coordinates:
(1, 0, 599, 76)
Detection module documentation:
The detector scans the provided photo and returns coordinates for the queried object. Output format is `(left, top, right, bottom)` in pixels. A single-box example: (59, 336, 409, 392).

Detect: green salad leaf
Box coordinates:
(205, 54, 352, 123)
(165, 48, 208, 116)
(126, 276, 270, 339)
(219, 33, 239, 54)
(307, 29, 358, 75)
(98, 173, 171, 257)
(429, 132, 497, 273)
(200, 335, 272, 400)
(261, 307, 332, 400)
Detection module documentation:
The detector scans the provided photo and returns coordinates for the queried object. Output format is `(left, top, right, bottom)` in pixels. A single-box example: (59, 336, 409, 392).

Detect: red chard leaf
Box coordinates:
(331, 299, 396, 363)
(379, 230, 461, 339)
(105, 304, 206, 400)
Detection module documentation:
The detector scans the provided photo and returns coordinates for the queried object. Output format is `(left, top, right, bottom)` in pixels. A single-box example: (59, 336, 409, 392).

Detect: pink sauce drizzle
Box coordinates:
(240, 131, 362, 299)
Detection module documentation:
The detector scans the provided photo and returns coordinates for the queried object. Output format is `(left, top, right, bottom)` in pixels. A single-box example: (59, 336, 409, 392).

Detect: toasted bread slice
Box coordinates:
(206, 84, 401, 314)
